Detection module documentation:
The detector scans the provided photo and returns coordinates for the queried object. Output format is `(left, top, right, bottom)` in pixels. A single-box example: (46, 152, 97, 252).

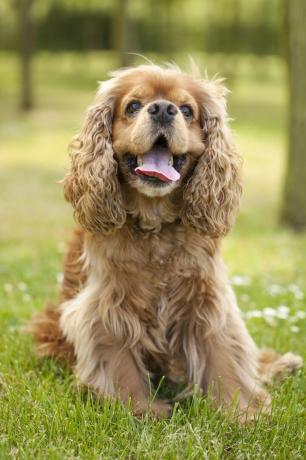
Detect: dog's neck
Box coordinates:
(122, 184, 181, 232)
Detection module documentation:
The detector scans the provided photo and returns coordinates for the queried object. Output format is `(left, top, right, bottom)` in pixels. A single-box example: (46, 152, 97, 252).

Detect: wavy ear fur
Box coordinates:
(182, 80, 242, 237)
(64, 81, 126, 235)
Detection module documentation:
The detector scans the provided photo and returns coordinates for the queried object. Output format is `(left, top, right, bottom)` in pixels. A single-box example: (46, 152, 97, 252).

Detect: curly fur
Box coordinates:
(182, 116, 242, 235)
(29, 64, 302, 421)
(64, 94, 126, 235)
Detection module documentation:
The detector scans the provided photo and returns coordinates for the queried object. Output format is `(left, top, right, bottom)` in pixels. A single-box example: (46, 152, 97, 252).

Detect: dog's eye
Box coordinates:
(126, 100, 142, 115)
(179, 105, 193, 119)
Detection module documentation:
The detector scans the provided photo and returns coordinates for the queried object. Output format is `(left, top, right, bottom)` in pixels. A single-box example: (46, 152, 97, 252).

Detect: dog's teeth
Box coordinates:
(168, 155, 173, 166)
(137, 156, 143, 166)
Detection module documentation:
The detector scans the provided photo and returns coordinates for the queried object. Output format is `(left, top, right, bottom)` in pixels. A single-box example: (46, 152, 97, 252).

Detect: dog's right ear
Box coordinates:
(63, 79, 126, 235)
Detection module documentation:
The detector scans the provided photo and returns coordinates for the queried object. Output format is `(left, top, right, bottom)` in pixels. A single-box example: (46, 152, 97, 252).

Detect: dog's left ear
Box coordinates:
(181, 80, 242, 237)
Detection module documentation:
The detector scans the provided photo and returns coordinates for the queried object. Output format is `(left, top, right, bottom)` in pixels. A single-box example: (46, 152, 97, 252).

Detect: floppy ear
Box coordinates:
(181, 81, 242, 237)
(63, 81, 126, 235)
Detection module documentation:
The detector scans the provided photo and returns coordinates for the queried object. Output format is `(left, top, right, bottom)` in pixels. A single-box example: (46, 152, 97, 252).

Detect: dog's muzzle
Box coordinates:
(123, 135, 187, 186)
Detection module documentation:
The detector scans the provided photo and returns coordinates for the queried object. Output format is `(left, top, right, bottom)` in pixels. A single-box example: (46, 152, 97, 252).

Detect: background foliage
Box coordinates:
(0, 1, 305, 458)
(1, 0, 285, 55)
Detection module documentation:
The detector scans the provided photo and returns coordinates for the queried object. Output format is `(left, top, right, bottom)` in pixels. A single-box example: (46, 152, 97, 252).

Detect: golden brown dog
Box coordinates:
(30, 64, 302, 420)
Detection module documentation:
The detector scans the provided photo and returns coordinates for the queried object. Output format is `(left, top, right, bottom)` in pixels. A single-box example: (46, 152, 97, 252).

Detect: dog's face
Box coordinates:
(64, 64, 242, 236)
(112, 70, 205, 197)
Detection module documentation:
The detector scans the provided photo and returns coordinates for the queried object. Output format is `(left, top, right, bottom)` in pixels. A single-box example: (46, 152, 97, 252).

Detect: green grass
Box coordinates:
(0, 52, 305, 459)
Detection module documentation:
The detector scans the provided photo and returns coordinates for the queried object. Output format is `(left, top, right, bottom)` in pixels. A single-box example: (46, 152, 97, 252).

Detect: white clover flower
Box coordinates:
(22, 293, 31, 303)
(276, 312, 288, 320)
(289, 316, 297, 323)
(264, 316, 277, 327)
(296, 310, 306, 320)
(17, 282, 28, 291)
(246, 310, 263, 319)
(3, 283, 13, 293)
(294, 291, 304, 300)
(290, 325, 300, 333)
(231, 275, 250, 286)
(267, 284, 284, 296)
(288, 284, 304, 299)
(263, 307, 277, 317)
(276, 305, 290, 319)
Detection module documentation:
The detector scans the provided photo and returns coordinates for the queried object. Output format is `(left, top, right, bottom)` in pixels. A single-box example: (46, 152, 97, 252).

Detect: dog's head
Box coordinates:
(64, 64, 242, 236)
(111, 67, 204, 198)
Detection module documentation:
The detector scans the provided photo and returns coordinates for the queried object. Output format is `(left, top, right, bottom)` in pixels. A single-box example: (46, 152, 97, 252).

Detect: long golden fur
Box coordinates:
(29, 64, 302, 420)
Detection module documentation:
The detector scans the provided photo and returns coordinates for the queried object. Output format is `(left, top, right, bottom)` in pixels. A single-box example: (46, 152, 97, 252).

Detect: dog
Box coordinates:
(30, 64, 302, 421)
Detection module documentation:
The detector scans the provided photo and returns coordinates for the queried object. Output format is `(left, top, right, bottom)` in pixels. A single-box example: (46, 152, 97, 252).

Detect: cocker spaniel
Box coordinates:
(30, 64, 302, 421)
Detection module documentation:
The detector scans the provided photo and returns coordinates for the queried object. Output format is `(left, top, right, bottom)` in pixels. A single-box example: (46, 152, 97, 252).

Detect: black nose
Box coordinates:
(148, 101, 178, 124)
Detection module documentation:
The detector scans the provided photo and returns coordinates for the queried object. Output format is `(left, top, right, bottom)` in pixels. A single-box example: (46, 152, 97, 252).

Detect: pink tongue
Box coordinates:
(135, 148, 180, 182)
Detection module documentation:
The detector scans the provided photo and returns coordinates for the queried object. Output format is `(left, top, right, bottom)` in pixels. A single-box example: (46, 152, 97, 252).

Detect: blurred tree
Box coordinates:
(14, 0, 34, 110)
(162, 0, 175, 58)
(281, 0, 306, 229)
(112, 0, 129, 67)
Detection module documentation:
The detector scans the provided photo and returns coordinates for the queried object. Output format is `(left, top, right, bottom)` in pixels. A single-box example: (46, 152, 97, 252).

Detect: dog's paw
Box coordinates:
(237, 403, 271, 424)
(132, 398, 172, 419)
(150, 399, 172, 419)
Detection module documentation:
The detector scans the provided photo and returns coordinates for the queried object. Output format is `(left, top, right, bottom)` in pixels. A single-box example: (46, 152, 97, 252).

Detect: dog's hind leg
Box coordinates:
(28, 228, 86, 363)
(187, 282, 271, 422)
(201, 319, 272, 423)
(27, 301, 75, 362)
(258, 348, 303, 385)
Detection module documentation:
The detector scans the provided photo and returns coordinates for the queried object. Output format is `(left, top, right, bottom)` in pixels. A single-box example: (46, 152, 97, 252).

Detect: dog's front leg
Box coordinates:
(59, 283, 170, 418)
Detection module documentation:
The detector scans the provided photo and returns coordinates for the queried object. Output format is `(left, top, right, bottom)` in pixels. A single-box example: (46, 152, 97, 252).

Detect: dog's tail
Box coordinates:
(27, 302, 75, 364)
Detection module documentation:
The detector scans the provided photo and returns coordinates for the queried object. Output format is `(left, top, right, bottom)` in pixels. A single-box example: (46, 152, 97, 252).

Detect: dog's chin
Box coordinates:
(131, 176, 180, 197)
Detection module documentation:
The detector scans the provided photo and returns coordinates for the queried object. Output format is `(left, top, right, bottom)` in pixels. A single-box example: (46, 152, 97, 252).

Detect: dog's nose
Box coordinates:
(148, 101, 178, 124)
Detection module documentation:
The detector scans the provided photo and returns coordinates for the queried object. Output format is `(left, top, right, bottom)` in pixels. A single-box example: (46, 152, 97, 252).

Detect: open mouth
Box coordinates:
(134, 135, 186, 185)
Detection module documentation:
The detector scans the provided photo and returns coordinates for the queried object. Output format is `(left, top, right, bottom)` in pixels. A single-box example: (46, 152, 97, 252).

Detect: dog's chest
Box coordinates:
(119, 225, 211, 310)
(99, 224, 214, 322)
(94, 225, 216, 373)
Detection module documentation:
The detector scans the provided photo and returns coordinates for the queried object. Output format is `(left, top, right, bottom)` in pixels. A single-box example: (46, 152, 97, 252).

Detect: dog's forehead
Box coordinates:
(117, 69, 196, 102)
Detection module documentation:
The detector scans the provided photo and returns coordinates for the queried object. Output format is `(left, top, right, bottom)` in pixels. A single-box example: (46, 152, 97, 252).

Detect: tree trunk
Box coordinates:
(112, 0, 129, 68)
(16, 0, 34, 111)
(281, 0, 306, 229)
(17, 0, 34, 111)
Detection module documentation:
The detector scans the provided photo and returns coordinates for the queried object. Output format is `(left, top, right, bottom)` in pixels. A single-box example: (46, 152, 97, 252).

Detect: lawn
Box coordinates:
(0, 52, 305, 459)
